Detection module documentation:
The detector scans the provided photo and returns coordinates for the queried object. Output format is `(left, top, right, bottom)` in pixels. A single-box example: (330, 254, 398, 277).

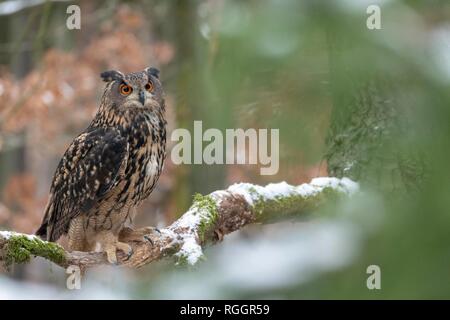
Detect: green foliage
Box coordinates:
(159, 0, 450, 298)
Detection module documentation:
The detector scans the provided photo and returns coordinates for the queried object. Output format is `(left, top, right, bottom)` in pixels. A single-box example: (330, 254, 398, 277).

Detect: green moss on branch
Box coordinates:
(192, 193, 219, 242)
(4, 235, 66, 267)
(253, 187, 344, 223)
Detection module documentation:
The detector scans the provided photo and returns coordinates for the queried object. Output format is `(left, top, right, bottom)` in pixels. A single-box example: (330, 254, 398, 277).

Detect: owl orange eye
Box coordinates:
(119, 84, 132, 95)
(145, 81, 154, 92)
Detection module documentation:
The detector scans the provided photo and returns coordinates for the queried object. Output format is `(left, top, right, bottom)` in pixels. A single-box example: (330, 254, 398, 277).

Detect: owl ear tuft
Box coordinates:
(146, 67, 160, 79)
(100, 70, 124, 82)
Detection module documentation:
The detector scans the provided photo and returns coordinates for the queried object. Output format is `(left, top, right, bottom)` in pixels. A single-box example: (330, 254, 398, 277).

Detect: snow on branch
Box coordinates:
(0, 177, 358, 271)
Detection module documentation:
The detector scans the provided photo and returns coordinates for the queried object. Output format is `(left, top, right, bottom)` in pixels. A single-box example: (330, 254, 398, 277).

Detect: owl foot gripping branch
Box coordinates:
(171, 121, 279, 175)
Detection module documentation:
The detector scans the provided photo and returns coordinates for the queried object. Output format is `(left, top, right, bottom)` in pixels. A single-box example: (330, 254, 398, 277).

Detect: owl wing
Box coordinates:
(36, 128, 128, 242)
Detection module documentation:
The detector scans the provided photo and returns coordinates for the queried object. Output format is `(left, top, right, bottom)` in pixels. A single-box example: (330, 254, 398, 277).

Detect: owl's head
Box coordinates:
(100, 67, 164, 111)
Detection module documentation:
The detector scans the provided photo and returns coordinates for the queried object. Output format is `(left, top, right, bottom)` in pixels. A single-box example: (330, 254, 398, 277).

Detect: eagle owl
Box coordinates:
(36, 67, 167, 264)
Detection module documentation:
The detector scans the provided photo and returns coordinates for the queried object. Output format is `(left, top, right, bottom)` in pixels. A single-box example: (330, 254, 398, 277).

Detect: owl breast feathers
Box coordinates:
(36, 67, 167, 264)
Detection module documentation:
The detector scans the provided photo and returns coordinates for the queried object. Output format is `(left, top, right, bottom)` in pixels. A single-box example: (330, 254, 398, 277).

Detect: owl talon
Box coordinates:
(103, 241, 133, 264)
(116, 241, 133, 257)
(122, 247, 134, 261)
(140, 226, 160, 235)
(105, 250, 118, 265)
(119, 226, 160, 243)
(144, 235, 154, 246)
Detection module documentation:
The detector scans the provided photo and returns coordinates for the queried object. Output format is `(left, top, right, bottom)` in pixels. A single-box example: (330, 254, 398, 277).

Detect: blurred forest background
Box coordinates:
(0, 0, 449, 299)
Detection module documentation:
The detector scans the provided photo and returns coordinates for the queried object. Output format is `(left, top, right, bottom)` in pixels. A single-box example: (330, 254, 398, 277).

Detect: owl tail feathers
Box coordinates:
(35, 222, 48, 240)
(35, 218, 58, 242)
(35, 196, 54, 241)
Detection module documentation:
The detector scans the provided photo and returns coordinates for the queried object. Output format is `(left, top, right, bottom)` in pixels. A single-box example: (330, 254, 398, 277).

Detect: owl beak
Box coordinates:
(139, 90, 145, 105)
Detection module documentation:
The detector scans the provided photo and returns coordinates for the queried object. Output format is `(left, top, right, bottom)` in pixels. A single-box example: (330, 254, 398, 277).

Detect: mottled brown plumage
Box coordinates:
(36, 67, 167, 263)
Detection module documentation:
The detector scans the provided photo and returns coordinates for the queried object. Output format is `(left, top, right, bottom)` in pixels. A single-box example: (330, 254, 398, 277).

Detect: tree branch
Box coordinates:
(0, 177, 358, 271)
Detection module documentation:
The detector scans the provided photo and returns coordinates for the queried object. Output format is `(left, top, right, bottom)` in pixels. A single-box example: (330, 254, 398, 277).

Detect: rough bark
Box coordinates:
(0, 177, 358, 271)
